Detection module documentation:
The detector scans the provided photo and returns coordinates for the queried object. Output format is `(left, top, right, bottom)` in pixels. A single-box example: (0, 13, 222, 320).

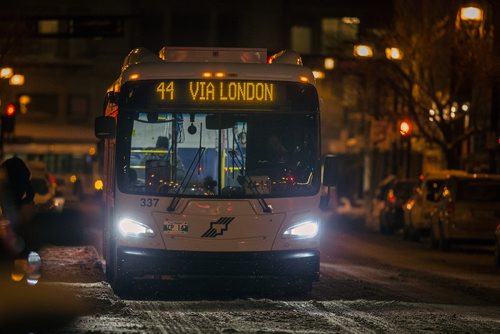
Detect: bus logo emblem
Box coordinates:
(201, 217, 234, 238)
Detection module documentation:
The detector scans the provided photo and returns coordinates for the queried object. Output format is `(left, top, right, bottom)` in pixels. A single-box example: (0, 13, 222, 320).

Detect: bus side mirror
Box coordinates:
(95, 116, 116, 139)
(323, 155, 338, 187)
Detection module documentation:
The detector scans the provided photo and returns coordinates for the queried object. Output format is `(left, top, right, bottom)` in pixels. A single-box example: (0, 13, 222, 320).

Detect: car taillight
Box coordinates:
(447, 202, 455, 215)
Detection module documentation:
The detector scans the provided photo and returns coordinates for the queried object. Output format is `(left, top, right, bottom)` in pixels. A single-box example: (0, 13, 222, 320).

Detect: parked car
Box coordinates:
(495, 223, 500, 267)
(430, 174, 500, 250)
(27, 161, 65, 213)
(403, 170, 468, 241)
(367, 176, 396, 231)
(380, 179, 419, 234)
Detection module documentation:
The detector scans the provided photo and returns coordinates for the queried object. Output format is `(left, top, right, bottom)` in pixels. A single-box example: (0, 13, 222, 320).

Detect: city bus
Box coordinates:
(96, 47, 335, 292)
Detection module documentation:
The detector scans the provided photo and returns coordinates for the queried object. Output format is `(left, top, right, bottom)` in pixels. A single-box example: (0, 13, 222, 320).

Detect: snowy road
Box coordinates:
(21, 204, 500, 332)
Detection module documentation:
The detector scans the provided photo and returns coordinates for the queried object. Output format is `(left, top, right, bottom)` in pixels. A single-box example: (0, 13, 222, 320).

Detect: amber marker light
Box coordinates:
(460, 6, 483, 22)
(0, 67, 13, 79)
(354, 45, 373, 58)
(129, 73, 140, 80)
(215, 72, 225, 78)
(202, 72, 212, 78)
(299, 76, 309, 83)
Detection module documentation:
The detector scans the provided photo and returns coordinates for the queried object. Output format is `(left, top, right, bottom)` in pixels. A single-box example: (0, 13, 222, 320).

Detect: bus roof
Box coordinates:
(121, 62, 315, 87)
(108, 47, 316, 92)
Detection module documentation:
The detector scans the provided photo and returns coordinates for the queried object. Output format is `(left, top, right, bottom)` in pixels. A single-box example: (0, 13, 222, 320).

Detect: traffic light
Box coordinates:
(399, 120, 411, 136)
(1, 102, 18, 134)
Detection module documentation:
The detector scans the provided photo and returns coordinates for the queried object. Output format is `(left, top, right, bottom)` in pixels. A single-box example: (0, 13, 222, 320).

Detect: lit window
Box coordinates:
(38, 20, 59, 34)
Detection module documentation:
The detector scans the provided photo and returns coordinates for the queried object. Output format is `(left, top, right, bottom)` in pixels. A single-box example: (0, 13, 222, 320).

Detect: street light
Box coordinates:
(9, 74, 24, 86)
(460, 6, 483, 22)
(385, 47, 403, 60)
(353, 45, 373, 58)
(399, 120, 411, 136)
(0, 67, 13, 79)
(324, 57, 335, 70)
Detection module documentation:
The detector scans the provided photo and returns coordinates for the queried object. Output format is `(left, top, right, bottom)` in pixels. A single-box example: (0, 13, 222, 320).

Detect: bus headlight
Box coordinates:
(118, 218, 155, 237)
(282, 220, 319, 239)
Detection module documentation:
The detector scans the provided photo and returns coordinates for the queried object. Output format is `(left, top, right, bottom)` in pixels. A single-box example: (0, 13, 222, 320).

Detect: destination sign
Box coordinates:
(120, 79, 319, 112)
(156, 81, 275, 103)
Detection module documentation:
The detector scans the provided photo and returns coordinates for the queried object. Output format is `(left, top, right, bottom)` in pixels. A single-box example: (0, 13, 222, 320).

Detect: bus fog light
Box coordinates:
(118, 218, 155, 237)
(283, 221, 318, 239)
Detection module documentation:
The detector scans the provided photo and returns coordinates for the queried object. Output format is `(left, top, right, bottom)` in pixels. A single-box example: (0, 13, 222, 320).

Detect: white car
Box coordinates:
(403, 170, 467, 241)
(430, 173, 500, 250)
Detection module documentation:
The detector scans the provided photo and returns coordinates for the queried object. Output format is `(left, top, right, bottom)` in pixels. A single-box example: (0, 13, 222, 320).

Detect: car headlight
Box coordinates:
(118, 218, 155, 237)
(282, 220, 319, 239)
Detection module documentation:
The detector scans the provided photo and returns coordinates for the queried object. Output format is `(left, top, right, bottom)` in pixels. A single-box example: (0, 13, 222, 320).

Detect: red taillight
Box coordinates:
(447, 202, 455, 215)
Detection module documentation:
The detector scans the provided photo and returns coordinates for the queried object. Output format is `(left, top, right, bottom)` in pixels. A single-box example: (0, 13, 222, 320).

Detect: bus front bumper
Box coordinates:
(116, 247, 320, 281)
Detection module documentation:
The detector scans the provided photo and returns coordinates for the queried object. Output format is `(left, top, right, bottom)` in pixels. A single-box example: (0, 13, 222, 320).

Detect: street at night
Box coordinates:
(2, 1, 500, 333)
(22, 200, 499, 333)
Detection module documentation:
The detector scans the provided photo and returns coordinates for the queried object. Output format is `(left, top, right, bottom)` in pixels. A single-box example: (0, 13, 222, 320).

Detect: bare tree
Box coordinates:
(382, 0, 493, 168)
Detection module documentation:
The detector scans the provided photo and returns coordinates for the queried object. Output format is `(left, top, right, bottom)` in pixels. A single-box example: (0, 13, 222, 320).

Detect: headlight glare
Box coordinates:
(283, 220, 319, 239)
(118, 218, 154, 237)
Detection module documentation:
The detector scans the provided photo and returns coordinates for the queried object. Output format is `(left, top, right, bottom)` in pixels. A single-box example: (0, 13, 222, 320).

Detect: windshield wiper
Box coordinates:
(229, 140, 272, 213)
(167, 146, 206, 212)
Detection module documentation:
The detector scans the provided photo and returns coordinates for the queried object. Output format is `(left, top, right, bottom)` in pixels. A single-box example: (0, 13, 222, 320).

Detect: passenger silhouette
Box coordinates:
(0, 157, 36, 263)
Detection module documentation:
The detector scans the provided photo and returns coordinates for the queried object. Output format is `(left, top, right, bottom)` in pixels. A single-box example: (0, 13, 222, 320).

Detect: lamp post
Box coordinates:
(457, 4, 485, 166)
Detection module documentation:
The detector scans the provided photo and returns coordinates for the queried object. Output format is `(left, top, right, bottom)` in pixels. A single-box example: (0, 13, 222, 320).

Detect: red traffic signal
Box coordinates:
(6, 103, 15, 116)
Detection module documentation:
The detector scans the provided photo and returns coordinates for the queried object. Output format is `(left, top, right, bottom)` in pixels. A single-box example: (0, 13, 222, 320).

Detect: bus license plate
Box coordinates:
(164, 222, 188, 234)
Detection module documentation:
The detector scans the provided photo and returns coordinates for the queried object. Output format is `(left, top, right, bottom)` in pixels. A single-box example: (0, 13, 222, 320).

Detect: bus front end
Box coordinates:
(101, 49, 322, 291)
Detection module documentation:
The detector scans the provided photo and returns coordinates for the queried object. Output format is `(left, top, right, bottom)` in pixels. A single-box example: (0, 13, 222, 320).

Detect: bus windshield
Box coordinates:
(116, 111, 319, 198)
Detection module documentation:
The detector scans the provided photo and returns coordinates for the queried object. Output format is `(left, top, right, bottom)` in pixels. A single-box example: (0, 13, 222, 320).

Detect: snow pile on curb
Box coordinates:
(40, 245, 105, 283)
